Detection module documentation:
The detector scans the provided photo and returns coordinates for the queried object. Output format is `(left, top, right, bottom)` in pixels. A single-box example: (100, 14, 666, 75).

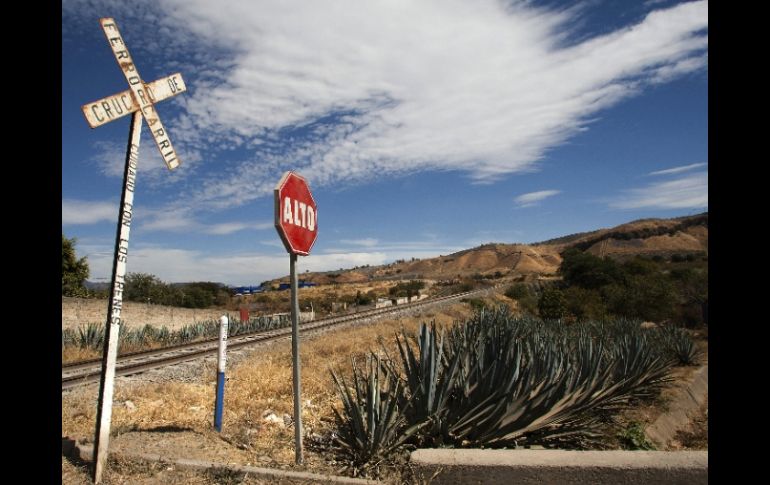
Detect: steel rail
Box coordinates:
(62, 289, 489, 390)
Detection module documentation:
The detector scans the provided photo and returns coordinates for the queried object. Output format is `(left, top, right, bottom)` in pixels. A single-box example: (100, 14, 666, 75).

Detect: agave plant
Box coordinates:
(77, 322, 105, 350)
(62, 329, 77, 348)
(384, 323, 463, 446)
(332, 306, 679, 465)
(155, 326, 171, 344)
(656, 324, 702, 366)
(330, 353, 422, 470)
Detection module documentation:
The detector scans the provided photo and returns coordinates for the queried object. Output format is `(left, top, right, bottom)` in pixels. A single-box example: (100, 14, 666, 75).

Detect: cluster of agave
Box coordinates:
(62, 312, 293, 352)
(654, 324, 702, 366)
(331, 307, 694, 469)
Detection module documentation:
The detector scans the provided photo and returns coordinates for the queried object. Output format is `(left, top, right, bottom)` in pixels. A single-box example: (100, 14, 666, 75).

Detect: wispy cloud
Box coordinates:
(611, 171, 707, 210)
(207, 221, 273, 235)
(88, 140, 201, 188)
(340, 238, 379, 247)
(139, 209, 271, 235)
(62, 199, 116, 225)
(325, 238, 463, 255)
(649, 162, 707, 176)
(84, 245, 390, 285)
(514, 190, 561, 208)
(65, 0, 707, 213)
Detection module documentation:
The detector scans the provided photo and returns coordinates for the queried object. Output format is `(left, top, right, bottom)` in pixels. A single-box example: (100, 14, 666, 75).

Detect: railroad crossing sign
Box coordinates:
(83, 17, 186, 484)
(82, 17, 185, 170)
(274, 171, 318, 464)
(82, 73, 186, 129)
(274, 171, 318, 256)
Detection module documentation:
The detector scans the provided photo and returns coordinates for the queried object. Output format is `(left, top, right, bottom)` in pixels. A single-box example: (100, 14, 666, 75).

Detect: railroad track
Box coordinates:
(62, 289, 489, 390)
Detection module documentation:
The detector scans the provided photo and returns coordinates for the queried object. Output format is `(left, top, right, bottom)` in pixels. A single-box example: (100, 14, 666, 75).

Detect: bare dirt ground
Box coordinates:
(668, 398, 708, 450)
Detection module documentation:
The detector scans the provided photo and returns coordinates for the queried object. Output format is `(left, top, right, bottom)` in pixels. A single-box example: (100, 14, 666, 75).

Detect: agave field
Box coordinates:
(330, 306, 701, 472)
(61, 313, 292, 358)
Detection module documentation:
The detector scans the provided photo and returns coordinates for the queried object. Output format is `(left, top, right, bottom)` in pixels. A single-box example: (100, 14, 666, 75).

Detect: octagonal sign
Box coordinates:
(274, 171, 318, 256)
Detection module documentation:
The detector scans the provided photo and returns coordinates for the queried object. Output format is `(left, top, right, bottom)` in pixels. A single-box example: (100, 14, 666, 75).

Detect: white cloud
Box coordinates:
(340, 238, 379, 247)
(87, 137, 205, 190)
(514, 190, 561, 208)
(81, 234, 466, 284)
(325, 238, 464, 255)
(138, 208, 271, 234)
(611, 171, 707, 210)
(65, 0, 707, 213)
(649, 162, 707, 176)
(62, 199, 116, 225)
(139, 211, 197, 233)
(63, 0, 707, 217)
(85, 245, 390, 285)
(206, 222, 268, 235)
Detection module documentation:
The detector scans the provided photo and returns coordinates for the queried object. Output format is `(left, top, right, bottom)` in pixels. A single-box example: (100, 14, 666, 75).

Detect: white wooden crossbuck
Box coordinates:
(82, 18, 187, 484)
(83, 18, 186, 169)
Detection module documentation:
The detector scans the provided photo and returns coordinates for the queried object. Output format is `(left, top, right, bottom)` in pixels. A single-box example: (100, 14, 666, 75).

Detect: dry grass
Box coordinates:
(62, 336, 215, 365)
(63, 297, 707, 481)
(62, 340, 170, 364)
(219, 302, 474, 463)
(62, 301, 476, 476)
(62, 346, 101, 363)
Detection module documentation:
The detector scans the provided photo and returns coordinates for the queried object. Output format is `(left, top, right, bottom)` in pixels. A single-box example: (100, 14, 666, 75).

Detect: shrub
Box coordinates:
(617, 421, 656, 450)
(505, 283, 538, 316)
(559, 249, 624, 289)
(563, 286, 607, 321)
(538, 287, 567, 320)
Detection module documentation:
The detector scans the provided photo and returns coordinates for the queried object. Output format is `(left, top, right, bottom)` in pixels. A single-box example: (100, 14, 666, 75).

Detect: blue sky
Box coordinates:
(62, 0, 708, 286)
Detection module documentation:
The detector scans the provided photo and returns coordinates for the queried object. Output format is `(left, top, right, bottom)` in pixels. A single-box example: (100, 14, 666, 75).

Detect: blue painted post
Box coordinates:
(214, 315, 229, 432)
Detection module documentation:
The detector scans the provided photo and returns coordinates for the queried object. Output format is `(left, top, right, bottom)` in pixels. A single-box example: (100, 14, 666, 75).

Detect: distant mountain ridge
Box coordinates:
(272, 212, 708, 285)
(87, 213, 707, 289)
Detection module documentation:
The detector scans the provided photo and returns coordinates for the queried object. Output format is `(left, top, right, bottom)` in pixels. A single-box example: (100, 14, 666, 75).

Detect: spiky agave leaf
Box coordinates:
(77, 322, 105, 350)
(330, 354, 422, 469)
(393, 323, 466, 446)
(656, 324, 702, 366)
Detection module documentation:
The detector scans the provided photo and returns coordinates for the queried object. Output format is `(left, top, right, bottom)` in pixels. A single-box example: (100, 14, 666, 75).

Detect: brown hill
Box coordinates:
(268, 212, 708, 286)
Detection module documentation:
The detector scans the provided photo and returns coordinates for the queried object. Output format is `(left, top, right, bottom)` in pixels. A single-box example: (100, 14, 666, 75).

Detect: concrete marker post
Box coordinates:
(214, 315, 229, 432)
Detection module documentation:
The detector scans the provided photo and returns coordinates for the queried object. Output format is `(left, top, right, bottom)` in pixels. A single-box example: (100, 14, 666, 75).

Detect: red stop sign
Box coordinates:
(274, 171, 318, 255)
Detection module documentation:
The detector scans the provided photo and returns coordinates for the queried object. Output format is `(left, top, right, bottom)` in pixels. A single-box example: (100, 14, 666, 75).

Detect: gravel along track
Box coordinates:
(62, 288, 492, 390)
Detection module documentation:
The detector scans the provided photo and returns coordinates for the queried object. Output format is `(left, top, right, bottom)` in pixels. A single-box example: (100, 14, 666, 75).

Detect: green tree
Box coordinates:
(124, 272, 166, 303)
(181, 285, 214, 308)
(389, 280, 425, 299)
(603, 274, 676, 322)
(563, 286, 607, 321)
(62, 234, 89, 297)
(559, 248, 624, 289)
(504, 283, 538, 315)
(669, 267, 708, 327)
(538, 287, 567, 320)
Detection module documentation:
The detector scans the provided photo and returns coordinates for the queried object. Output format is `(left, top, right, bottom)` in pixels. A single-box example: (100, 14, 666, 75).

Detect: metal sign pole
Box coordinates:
(92, 112, 142, 484)
(290, 253, 304, 464)
(274, 171, 315, 466)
